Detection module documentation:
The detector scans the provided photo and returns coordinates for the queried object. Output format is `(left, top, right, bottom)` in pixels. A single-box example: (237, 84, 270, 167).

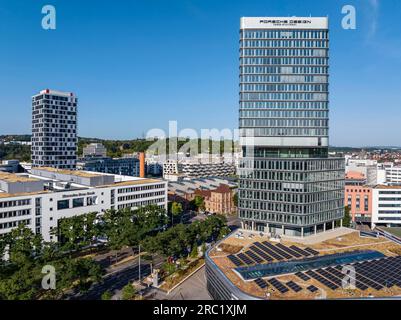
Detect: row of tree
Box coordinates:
(0, 225, 102, 300)
(141, 215, 230, 258)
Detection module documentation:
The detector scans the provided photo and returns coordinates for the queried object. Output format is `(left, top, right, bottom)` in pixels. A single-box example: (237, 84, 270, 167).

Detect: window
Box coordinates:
(72, 198, 84, 208)
(57, 200, 69, 210)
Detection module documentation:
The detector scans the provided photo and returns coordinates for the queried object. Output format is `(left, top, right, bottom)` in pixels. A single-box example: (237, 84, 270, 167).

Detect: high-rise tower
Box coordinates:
(32, 89, 77, 169)
(238, 17, 344, 237)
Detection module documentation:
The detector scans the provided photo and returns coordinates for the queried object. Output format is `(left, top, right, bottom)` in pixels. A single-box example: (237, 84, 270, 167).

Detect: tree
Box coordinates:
(121, 283, 136, 300)
(233, 192, 238, 207)
(101, 290, 113, 300)
(343, 206, 352, 228)
(7, 224, 43, 267)
(201, 242, 207, 257)
(189, 243, 198, 259)
(171, 202, 183, 217)
(193, 195, 205, 212)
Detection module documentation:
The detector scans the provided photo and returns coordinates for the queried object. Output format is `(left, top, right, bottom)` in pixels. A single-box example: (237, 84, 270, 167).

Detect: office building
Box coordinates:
(76, 157, 140, 177)
(372, 185, 401, 228)
(163, 160, 236, 180)
(32, 89, 78, 169)
(238, 17, 345, 237)
(0, 168, 167, 242)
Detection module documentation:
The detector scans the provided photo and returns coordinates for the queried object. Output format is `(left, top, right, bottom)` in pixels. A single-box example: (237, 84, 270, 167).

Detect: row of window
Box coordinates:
(0, 199, 31, 208)
(239, 208, 343, 226)
(241, 66, 328, 74)
(240, 101, 328, 110)
(239, 180, 344, 193)
(241, 30, 328, 40)
(117, 184, 165, 194)
(240, 48, 327, 57)
(240, 57, 328, 66)
(117, 199, 165, 210)
(240, 40, 328, 48)
(240, 159, 344, 171)
(240, 189, 343, 204)
(240, 75, 328, 83)
(0, 219, 30, 230)
(240, 92, 328, 101)
(240, 83, 327, 92)
(239, 198, 343, 214)
(240, 127, 328, 137)
(240, 119, 328, 127)
(240, 110, 328, 118)
(117, 191, 165, 202)
(239, 170, 343, 182)
(0, 209, 31, 220)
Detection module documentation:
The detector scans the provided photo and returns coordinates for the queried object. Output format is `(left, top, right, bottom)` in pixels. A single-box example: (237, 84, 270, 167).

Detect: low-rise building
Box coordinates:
(344, 185, 372, 223)
(372, 185, 401, 228)
(0, 167, 167, 242)
(76, 157, 140, 177)
(195, 184, 236, 215)
(82, 143, 107, 158)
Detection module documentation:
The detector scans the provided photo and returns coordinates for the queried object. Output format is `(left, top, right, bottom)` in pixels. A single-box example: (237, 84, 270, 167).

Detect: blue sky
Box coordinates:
(0, 0, 401, 146)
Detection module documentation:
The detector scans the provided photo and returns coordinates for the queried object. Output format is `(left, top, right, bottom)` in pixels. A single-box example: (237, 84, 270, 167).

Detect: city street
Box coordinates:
(150, 265, 211, 300)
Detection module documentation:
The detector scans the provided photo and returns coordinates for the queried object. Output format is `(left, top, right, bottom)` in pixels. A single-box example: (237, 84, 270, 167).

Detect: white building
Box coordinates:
(32, 89, 78, 169)
(82, 143, 107, 158)
(383, 163, 401, 185)
(0, 168, 167, 242)
(372, 185, 401, 228)
(345, 159, 381, 186)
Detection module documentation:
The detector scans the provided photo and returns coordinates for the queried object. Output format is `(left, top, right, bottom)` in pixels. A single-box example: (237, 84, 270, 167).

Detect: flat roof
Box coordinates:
(100, 178, 163, 188)
(0, 172, 40, 183)
(0, 190, 49, 199)
(33, 167, 100, 178)
(209, 230, 401, 300)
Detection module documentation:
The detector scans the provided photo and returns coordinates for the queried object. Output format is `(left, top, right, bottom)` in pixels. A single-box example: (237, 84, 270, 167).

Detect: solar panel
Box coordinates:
(249, 245, 274, 262)
(254, 242, 284, 261)
(276, 243, 302, 258)
(286, 281, 302, 292)
(307, 285, 318, 293)
(290, 245, 312, 257)
(227, 254, 243, 267)
(262, 241, 292, 260)
(304, 247, 319, 256)
(295, 272, 311, 281)
(237, 253, 254, 265)
(268, 278, 289, 294)
(245, 250, 264, 264)
(306, 270, 339, 290)
(254, 278, 268, 289)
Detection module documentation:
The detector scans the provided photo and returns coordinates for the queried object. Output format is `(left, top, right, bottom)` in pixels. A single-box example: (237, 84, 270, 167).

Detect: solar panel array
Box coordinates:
(237, 252, 254, 265)
(249, 245, 274, 262)
(254, 278, 268, 289)
(290, 245, 312, 257)
(286, 281, 303, 293)
(304, 247, 319, 256)
(268, 278, 289, 294)
(227, 254, 243, 267)
(307, 285, 318, 293)
(276, 243, 302, 258)
(245, 250, 264, 264)
(262, 241, 293, 260)
(306, 270, 339, 290)
(295, 272, 311, 281)
(228, 240, 401, 296)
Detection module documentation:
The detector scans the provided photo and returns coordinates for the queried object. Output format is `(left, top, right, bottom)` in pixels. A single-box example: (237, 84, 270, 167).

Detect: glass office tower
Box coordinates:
(238, 17, 345, 237)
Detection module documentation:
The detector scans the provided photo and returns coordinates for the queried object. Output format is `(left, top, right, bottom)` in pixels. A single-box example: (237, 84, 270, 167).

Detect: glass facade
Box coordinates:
(238, 18, 345, 236)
